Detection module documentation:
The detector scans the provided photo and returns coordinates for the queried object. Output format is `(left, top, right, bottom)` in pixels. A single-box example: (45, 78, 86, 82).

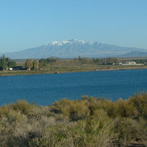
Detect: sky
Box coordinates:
(0, 0, 147, 52)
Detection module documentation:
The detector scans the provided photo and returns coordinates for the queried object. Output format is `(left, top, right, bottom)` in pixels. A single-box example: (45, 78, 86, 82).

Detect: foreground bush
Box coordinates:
(0, 94, 147, 147)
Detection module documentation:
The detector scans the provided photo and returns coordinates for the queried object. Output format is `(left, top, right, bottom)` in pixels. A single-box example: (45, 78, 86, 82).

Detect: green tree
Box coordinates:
(0, 60, 2, 70)
(0, 55, 17, 70)
(1, 55, 7, 70)
(8, 60, 16, 68)
(39, 58, 48, 67)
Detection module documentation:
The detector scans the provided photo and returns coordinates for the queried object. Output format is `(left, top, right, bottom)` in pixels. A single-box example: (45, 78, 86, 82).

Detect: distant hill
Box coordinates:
(120, 51, 147, 57)
(1, 39, 147, 59)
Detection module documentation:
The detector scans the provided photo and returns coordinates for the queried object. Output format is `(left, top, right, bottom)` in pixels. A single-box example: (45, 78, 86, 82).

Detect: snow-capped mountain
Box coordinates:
(49, 39, 86, 46)
(1, 39, 147, 59)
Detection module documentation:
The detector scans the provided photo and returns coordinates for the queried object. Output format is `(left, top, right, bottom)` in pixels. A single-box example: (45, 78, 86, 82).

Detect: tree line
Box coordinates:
(24, 58, 57, 70)
(0, 55, 56, 71)
(0, 55, 16, 70)
(25, 57, 120, 70)
(0, 55, 120, 71)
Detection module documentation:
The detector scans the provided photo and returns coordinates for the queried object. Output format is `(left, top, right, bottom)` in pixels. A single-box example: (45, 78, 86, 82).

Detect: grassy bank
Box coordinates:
(0, 94, 147, 146)
(0, 64, 147, 76)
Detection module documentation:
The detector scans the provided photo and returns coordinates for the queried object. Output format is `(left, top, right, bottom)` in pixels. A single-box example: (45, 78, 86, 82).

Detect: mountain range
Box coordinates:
(1, 39, 147, 59)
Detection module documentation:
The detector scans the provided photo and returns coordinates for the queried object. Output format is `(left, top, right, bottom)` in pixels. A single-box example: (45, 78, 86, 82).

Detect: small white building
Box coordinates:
(124, 61, 136, 65)
(122, 61, 143, 66)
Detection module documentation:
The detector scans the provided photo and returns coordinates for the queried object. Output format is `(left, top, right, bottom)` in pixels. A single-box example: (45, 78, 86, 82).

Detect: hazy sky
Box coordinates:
(0, 0, 147, 52)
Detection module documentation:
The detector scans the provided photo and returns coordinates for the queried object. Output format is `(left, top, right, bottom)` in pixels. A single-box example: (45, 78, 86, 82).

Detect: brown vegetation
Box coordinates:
(0, 94, 147, 146)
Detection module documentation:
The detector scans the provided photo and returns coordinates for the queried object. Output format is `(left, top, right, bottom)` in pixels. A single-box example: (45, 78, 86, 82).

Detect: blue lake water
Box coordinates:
(0, 69, 147, 106)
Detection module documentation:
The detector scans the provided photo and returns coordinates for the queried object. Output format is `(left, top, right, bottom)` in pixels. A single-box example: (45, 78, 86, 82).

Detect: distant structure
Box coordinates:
(121, 61, 143, 66)
(123, 61, 136, 65)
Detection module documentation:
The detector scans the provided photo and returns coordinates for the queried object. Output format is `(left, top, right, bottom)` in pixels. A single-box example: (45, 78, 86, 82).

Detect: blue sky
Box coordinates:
(0, 0, 147, 52)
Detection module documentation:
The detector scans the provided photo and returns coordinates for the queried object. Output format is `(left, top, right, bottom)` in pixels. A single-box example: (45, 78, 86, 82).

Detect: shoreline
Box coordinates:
(0, 66, 147, 76)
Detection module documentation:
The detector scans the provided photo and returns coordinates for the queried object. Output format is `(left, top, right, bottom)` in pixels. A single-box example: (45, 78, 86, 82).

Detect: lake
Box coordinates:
(0, 69, 147, 106)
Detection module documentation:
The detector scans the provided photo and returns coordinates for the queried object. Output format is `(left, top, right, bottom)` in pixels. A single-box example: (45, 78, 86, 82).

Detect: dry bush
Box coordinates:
(0, 94, 147, 146)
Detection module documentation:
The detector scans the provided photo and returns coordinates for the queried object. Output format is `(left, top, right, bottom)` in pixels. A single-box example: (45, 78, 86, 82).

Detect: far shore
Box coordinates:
(0, 65, 147, 76)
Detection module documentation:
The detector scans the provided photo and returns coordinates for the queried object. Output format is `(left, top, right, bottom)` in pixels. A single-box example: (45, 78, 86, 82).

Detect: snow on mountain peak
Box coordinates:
(48, 39, 87, 46)
(50, 41, 62, 46)
(69, 39, 86, 44)
(62, 41, 70, 44)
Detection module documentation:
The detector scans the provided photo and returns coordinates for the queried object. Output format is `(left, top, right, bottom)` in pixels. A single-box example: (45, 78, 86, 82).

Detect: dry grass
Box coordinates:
(0, 94, 147, 146)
